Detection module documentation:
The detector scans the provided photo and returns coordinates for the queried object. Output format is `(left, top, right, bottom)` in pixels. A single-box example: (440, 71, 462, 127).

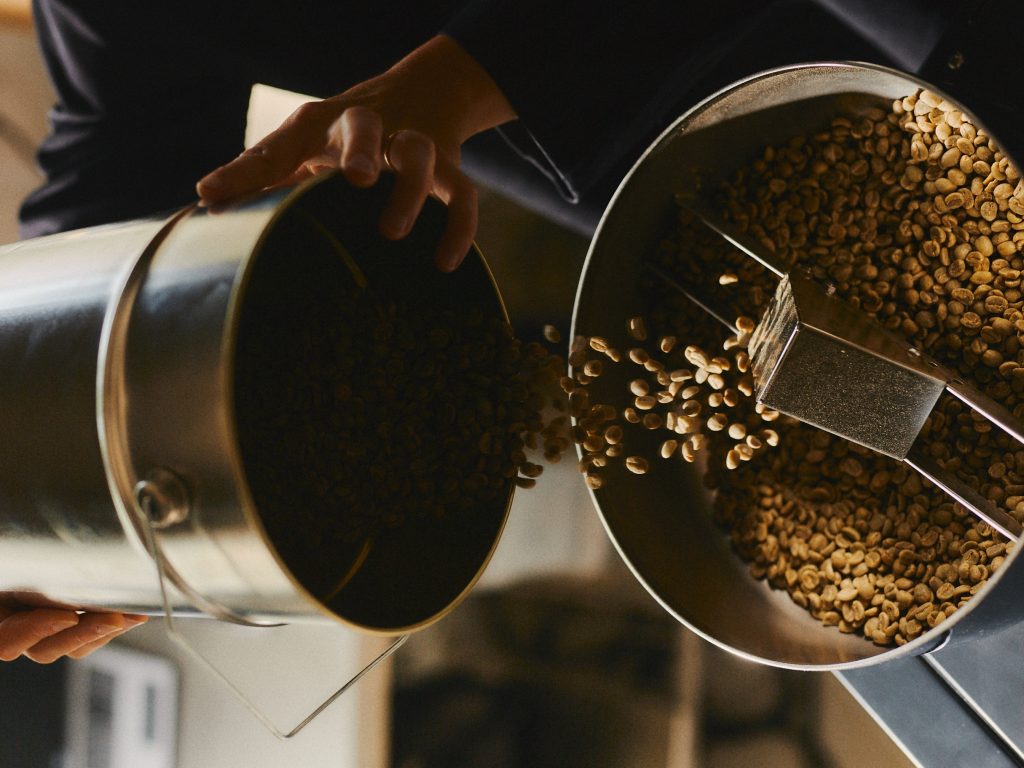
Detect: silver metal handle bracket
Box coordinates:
(135, 490, 406, 739)
(134, 468, 190, 529)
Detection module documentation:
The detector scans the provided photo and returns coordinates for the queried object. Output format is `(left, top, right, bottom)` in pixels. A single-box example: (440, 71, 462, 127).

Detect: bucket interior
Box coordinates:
(230, 175, 512, 633)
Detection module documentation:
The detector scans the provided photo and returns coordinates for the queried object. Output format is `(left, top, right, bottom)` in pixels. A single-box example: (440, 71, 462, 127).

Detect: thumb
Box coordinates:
(197, 101, 334, 204)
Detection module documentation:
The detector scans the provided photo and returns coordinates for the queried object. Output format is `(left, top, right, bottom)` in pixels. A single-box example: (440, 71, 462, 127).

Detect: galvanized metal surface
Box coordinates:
(0, 217, 170, 609)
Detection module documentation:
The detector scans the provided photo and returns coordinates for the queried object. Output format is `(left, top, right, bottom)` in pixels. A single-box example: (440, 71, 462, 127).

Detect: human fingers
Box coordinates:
(25, 613, 148, 664)
(327, 106, 384, 189)
(0, 609, 79, 662)
(379, 129, 435, 241)
(196, 101, 334, 205)
(430, 160, 479, 272)
(66, 615, 149, 661)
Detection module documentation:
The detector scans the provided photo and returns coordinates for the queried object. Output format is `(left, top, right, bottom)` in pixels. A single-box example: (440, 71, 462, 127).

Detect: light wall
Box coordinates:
(0, 21, 52, 245)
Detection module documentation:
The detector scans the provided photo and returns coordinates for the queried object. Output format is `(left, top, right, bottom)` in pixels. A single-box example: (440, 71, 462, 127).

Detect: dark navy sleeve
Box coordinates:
(444, 0, 773, 203)
(815, 0, 956, 71)
(443, 0, 997, 206)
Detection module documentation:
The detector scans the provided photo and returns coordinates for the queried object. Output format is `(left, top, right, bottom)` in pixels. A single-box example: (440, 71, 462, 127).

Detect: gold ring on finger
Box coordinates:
(382, 130, 405, 171)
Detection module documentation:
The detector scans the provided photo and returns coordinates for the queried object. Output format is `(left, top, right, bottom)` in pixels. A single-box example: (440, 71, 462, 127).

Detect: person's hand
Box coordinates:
(196, 34, 516, 273)
(0, 599, 148, 664)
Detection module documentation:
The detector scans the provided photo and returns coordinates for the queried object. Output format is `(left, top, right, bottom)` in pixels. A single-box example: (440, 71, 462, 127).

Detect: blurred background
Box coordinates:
(0, 6, 912, 767)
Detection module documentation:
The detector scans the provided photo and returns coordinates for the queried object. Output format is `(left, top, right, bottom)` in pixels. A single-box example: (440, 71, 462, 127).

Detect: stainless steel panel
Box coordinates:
(839, 657, 1023, 768)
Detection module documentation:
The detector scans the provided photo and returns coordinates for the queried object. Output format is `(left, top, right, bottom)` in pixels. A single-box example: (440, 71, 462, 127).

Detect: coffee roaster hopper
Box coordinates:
(573, 61, 1024, 670)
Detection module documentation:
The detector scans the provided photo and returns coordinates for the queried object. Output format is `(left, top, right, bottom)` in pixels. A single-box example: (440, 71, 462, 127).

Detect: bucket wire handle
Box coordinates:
(135, 492, 407, 739)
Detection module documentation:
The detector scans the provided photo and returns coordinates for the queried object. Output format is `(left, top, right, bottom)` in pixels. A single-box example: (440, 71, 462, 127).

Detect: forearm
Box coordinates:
(384, 34, 517, 145)
(443, 0, 777, 201)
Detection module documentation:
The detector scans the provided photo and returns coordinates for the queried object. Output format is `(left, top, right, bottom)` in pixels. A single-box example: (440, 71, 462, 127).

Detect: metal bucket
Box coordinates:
(0, 172, 512, 729)
(573, 62, 1024, 670)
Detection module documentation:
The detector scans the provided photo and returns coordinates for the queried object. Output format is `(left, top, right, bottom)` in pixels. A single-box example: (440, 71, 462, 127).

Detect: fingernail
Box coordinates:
(94, 621, 124, 636)
(347, 154, 374, 177)
(437, 250, 460, 273)
(197, 176, 224, 196)
(124, 615, 149, 628)
(382, 215, 410, 239)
